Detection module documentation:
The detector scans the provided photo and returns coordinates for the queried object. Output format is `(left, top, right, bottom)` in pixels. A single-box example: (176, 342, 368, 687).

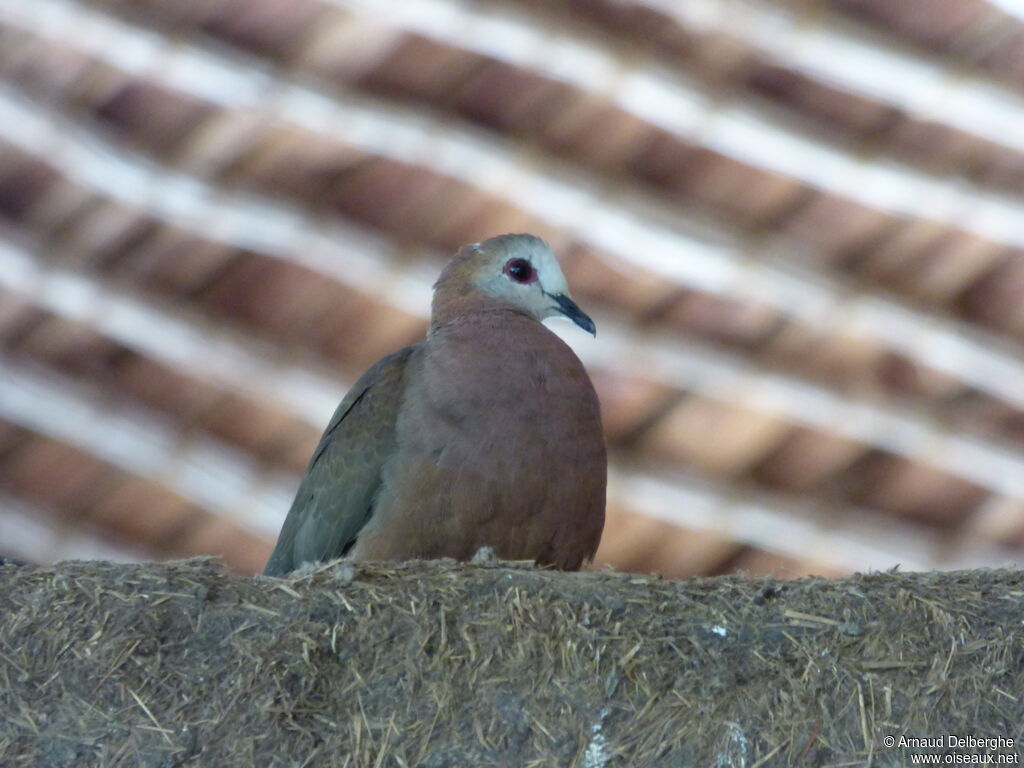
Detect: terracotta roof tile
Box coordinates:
(88, 476, 202, 548)
(201, 0, 327, 60)
(838, 451, 988, 526)
(0, 433, 110, 511)
(750, 426, 864, 494)
(2, 0, 1024, 576)
(642, 395, 792, 478)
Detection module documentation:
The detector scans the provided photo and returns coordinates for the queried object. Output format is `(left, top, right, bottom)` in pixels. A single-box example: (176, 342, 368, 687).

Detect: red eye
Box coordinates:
(504, 258, 536, 284)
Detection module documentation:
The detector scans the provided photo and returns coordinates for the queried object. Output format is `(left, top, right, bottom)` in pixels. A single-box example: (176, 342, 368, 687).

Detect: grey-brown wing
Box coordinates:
(262, 344, 419, 575)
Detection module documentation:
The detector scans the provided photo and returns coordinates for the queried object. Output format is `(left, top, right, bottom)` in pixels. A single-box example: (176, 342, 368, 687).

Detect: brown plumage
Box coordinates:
(263, 234, 606, 575)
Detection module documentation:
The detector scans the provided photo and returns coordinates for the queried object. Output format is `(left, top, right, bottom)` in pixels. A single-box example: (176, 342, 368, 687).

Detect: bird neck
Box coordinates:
(429, 290, 533, 337)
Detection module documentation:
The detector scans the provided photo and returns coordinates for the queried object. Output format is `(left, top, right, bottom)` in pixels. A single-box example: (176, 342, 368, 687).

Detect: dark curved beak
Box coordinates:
(547, 292, 596, 336)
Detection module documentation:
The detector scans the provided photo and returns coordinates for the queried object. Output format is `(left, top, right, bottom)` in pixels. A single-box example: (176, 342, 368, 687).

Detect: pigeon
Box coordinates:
(263, 233, 606, 574)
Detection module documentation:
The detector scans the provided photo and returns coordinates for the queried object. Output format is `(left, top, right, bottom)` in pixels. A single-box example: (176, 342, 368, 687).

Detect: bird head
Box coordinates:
(433, 233, 596, 336)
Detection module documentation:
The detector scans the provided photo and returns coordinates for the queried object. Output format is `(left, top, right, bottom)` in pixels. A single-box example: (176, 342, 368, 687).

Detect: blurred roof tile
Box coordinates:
(642, 395, 792, 477)
(831, 0, 991, 49)
(88, 475, 202, 548)
(176, 515, 272, 574)
(128, 230, 243, 299)
(229, 124, 367, 206)
(839, 451, 988, 525)
(202, 0, 326, 59)
(196, 392, 314, 465)
(661, 291, 782, 352)
(544, 98, 661, 172)
(11, 315, 121, 378)
(751, 426, 864, 493)
(589, 369, 679, 446)
(356, 31, 486, 100)
(453, 60, 571, 135)
(744, 60, 902, 137)
(0, 151, 60, 220)
(957, 250, 1024, 335)
(110, 353, 224, 425)
(559, 242, 680, 317)
(300, 13, 407, 84)
(0, 433, 109, 511)
(783, 190, 899, 260)
(93, 79, 213, 155)
(196, 252, 338, 341)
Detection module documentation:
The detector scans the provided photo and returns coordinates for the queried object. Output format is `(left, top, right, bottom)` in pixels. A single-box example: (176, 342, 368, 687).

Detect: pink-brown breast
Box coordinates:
(349, 309, 607, 570)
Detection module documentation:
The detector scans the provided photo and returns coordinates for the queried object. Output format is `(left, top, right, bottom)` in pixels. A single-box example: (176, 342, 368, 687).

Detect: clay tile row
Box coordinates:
(17, 5, 1024, 335)
(3, 19, 1024, 349)
(0, 419, 271, 573)
(829, 0, 1024, 86)
(4, 111, 1024, 455)
(0, 290, 321, 474)
(531, 0, 1024, 192)
(0, 141, 428, 370)
(589, 370, 1006, 537)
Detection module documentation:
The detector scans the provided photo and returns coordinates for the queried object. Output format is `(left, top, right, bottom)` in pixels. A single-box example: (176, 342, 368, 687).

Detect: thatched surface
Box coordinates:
(1, 558, 1022, 767)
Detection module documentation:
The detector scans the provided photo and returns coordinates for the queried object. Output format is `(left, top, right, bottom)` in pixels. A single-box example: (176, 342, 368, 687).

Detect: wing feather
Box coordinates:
(262, 344, 419, 575)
